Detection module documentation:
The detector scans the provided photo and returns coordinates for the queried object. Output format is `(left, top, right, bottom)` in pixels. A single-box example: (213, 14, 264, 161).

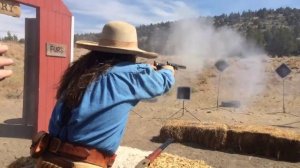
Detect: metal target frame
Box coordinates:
(165, 86, 200, 121)
(215, 60, 229, 108)
(275, 63, 291, 113)
(150, 86, 201, 121)
(199, 59, 236, 112)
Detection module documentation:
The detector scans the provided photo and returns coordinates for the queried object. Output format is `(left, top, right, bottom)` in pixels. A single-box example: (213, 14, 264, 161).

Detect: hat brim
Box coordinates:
(76, 40, 158, 59)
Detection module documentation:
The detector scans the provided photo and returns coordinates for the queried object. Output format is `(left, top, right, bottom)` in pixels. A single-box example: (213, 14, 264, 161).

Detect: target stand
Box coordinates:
(200, 59, 233, 112)
(166, 87, 201, 121)
(267, 63, 299, 117)
(276, 63, 291, 113)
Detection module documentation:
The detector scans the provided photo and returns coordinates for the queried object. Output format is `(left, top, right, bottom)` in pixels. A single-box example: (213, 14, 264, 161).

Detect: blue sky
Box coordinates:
(64, 0, 300, 34)
(0, 0, 300, 37)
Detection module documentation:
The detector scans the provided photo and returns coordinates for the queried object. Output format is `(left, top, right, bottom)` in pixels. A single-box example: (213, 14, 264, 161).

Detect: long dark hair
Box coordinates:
(56, 51, 136, 109)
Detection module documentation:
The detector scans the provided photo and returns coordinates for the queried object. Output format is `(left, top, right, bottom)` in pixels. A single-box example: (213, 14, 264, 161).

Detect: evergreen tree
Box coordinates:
(246, 28, 265, 47)
(266, 27, 297, 56)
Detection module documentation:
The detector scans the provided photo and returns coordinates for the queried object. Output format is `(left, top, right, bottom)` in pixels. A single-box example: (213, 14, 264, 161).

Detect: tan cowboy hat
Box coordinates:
(76, 21, 158, 59)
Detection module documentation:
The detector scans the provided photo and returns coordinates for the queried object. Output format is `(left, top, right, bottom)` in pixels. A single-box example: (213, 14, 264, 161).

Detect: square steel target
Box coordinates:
(276, 63, 291, 78)
(177, 87, 191, 100)
(215, 60, 229, 72)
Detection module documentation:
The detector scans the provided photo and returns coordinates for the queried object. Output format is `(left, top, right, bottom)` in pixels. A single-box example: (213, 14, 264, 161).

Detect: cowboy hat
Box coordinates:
(76, 21, 158, 59)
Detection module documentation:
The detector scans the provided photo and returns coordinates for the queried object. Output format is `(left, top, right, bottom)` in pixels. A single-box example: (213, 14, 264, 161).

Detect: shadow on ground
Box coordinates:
(0, 118, 34, 139)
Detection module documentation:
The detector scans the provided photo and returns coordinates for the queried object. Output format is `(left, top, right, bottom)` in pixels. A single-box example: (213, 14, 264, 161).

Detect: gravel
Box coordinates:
(113, 146, 151, 168)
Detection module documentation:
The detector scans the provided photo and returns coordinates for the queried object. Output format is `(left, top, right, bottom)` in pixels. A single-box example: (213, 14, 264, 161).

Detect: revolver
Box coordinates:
(154, 61, 186, 70)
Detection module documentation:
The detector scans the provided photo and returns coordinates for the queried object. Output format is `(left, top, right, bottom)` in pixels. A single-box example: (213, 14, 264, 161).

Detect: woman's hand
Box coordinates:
(161, 65, 175, 75)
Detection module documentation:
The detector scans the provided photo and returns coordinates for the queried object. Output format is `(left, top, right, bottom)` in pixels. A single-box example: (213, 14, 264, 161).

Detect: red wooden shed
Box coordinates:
(15, 0, 73, 132)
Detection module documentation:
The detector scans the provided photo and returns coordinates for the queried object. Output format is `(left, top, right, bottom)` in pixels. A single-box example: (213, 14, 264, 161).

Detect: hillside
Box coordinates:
(214, 7, 300, 56)
(75, 7, 300, 57)
(214, 7, 300, 31)
(1, 42, 300, 168)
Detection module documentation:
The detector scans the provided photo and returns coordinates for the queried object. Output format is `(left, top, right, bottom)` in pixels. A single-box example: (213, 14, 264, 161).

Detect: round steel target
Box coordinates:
(215, 60, 229, 72)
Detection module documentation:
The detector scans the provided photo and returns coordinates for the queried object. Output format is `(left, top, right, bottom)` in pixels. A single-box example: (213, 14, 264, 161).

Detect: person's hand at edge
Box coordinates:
(0, 44, 14, 80)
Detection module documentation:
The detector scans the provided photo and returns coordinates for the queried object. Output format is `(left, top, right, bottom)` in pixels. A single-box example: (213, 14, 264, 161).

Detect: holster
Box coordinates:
(30, 131, 50, 158)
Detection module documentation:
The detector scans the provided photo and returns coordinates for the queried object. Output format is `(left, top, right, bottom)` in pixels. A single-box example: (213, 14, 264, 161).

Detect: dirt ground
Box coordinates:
(0, 42, 300, 167)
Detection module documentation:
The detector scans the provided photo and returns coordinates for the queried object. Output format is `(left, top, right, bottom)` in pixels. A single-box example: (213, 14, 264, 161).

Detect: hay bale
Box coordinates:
(227, 125, 300, 162)
(160, 120, 228, 149)
(149, 153, 212, 168)
(159, 120, 300, 162)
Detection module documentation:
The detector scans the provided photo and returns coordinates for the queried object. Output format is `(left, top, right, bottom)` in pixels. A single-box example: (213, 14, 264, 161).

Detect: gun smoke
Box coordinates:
(154, 18, 268, 108)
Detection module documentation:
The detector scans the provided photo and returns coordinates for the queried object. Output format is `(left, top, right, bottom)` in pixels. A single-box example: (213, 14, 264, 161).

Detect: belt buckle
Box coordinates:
(49, 137, 62, 153)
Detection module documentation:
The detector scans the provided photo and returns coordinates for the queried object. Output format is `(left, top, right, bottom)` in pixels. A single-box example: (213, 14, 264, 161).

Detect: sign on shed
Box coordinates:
(0, 0, 21, 17)
(46, 43, 67, 57)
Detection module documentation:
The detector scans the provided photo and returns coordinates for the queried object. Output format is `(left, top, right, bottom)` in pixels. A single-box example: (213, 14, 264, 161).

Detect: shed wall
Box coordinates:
(17, 0, 72, 131)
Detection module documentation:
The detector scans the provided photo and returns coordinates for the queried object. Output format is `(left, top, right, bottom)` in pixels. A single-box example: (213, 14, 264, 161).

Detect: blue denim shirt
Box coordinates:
(48, 62, 175, 154)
